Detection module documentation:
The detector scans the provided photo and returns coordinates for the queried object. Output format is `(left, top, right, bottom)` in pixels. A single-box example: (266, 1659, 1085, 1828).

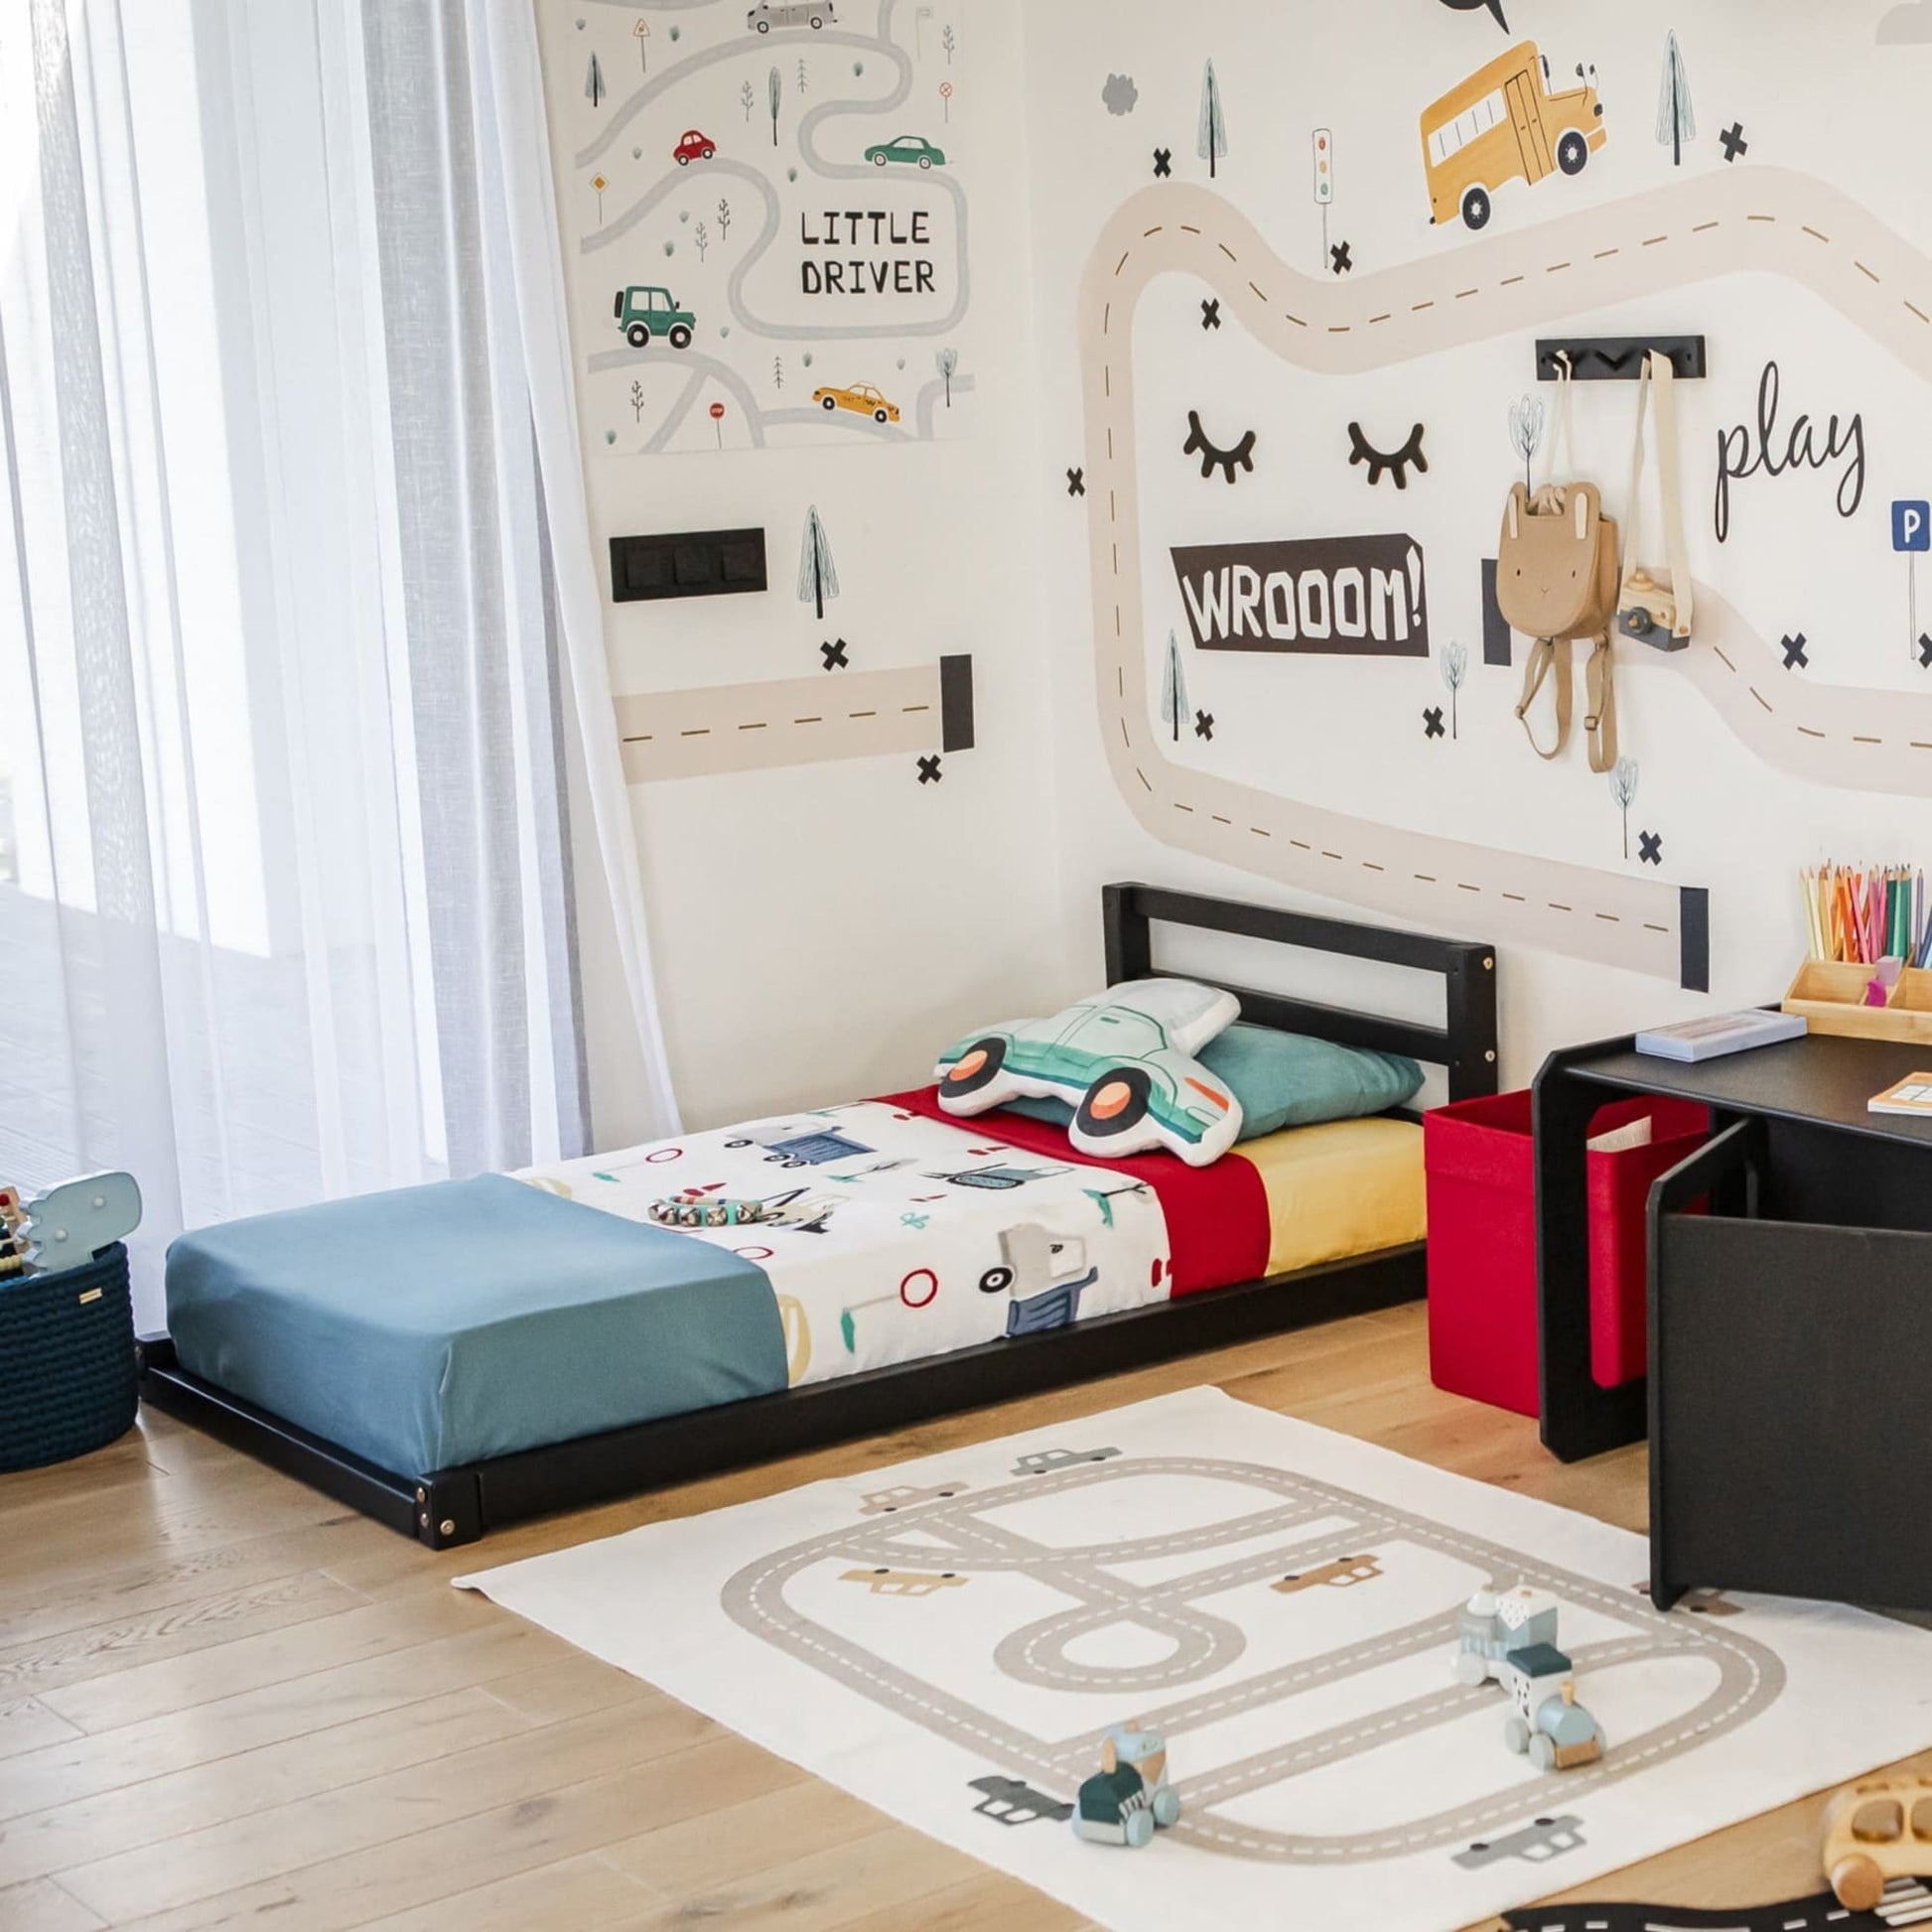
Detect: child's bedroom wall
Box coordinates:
(1023, 0, 1932, 1085)
(535, 0, 1071, 1140)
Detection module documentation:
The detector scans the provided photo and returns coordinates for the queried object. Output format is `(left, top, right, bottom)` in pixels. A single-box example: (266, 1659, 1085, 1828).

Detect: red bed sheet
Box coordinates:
(882, 1088, 1271, 1297)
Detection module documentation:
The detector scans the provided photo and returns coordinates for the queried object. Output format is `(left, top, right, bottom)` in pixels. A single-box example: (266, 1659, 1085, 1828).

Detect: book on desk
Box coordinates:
(1633, 1009, 1807, 1063)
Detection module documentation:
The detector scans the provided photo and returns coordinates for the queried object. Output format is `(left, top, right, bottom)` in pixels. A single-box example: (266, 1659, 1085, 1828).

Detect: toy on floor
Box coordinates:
(1073, 1725, 1181, 1847)
(1821, 1774, 1932, 1911)
(1503, 1669, 1606, 1771)
(1454, 1585, 1559, 1686)
(10, 1173, 142, 1277)
(0, 1186, 25, 1282)
(1455, 1586, 1607, 1770)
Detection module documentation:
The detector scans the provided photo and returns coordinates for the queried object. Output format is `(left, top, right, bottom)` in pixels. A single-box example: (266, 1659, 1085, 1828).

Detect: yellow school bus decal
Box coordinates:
(1421, 41, 1605, 231)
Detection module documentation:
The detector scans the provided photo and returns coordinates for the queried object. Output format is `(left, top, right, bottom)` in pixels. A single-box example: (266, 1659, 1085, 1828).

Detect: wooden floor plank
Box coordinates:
(0, 1622, 566, 1823)
(601, 1825, 987, 1932)
(0, 1511, 394, 1652)
(0, 1566, 371, 1703)
(0, 1682, 538, 1890)
(598, 1775, 895, 1893)
(0, 1697, 81, 1762)
(110, 1731, 804, 1932)
(838, 1871, 1091, 1932)
(0, 1877, 105, 1932)
(54, 1694, 717, 1923)
(33, 1583, 498, 1734)
(352, 1853, 660, 1932)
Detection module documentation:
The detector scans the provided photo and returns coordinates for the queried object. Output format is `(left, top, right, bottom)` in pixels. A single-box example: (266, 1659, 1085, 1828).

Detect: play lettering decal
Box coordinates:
(1173, 537, 1430, 657)
(1715, 360, 1866, 543)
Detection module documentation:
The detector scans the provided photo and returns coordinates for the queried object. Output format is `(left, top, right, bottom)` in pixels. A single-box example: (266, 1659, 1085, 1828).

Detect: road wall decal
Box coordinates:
(1078, 166, 1932, 987)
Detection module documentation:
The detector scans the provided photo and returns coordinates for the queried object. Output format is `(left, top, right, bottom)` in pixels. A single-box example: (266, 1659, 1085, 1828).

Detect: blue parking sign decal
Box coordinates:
(1895, 500, 1932, 552)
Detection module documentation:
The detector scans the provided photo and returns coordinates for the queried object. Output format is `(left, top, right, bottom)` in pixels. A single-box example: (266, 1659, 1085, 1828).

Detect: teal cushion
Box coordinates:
(1002, 1023, 1422, 1141)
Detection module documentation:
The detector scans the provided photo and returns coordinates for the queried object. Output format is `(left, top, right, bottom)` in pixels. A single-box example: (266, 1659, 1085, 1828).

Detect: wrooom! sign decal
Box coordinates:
(1172, 536, 1430, 657)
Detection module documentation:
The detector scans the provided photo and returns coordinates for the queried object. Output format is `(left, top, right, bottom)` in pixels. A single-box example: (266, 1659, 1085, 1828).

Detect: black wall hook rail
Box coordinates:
(1536, 336, 1708, 381)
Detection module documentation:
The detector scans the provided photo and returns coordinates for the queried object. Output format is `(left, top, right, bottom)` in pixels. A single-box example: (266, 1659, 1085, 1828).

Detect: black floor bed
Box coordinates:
(138, 883, 1498, 1549)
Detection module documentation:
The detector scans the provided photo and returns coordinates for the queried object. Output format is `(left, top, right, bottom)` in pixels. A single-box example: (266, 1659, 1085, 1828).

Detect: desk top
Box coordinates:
(1562, 1031, 1932, 1148)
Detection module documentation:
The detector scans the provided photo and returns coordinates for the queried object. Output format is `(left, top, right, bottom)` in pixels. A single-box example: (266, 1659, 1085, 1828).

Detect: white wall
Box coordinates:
(1022, 0, 1932, 1090)
(536, 0, 1076, 1143)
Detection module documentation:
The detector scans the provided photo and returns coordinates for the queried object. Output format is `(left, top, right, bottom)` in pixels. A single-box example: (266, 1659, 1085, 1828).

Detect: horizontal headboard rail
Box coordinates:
(1102, 882, 1498, 1102)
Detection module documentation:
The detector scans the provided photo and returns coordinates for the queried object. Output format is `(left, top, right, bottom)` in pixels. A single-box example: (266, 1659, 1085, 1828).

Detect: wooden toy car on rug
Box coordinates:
(1073, 1725, 1180, 1848)
(1454, 1586, 1607, 1771)
(1821, 1774, 1932, 1911)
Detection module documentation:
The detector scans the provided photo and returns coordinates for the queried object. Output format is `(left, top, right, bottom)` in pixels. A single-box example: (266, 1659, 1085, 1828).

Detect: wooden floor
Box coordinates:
(1, 1303, 1922, 1932)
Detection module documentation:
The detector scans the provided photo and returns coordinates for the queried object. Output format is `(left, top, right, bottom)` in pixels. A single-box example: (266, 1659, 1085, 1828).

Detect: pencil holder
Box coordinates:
(0, 1244, 139, 1471)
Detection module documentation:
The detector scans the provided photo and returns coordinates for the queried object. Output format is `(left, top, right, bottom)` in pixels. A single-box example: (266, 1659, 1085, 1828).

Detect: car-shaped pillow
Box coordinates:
(934, 980, 1243, 1167)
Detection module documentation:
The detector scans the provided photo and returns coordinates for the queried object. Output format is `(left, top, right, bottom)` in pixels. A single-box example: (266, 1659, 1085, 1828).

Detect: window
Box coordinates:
(1428, 89, 1508, 168)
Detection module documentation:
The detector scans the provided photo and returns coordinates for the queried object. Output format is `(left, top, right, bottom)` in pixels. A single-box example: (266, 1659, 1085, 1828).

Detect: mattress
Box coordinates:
(166, 1096, 1424, 1478)
(165, 1175, 788, 1475)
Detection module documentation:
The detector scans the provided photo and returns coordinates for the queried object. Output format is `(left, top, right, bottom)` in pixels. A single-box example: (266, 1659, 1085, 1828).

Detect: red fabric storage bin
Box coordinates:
(1424, 1089, 1708, 1417)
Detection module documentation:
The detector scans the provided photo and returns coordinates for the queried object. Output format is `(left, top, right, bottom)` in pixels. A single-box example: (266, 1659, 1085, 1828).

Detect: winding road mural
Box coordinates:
(1079, 167, 1932, 984)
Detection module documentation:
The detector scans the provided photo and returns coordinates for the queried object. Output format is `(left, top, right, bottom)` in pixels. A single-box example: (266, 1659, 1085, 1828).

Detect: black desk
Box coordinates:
(1535, 1031, 1932, 1612)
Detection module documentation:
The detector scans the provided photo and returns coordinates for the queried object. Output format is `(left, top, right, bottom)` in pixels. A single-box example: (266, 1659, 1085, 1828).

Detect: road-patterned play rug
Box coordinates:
(456, 1390, 1932, 1932)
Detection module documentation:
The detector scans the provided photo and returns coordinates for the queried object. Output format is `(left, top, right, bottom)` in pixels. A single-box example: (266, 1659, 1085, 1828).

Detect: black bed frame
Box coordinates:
(137, 884, 1498, 1549)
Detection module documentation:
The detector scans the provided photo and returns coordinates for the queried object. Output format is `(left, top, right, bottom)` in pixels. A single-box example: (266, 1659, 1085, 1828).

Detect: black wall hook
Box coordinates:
(1536, 336, 1707, 381)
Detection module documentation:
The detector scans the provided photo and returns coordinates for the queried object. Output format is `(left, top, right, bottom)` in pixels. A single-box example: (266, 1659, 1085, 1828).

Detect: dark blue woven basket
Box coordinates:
(0, 1244, 138, 1472)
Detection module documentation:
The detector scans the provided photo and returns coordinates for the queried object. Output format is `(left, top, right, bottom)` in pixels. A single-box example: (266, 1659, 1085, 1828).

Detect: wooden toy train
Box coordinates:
(1454, 1586, 1607, 1772)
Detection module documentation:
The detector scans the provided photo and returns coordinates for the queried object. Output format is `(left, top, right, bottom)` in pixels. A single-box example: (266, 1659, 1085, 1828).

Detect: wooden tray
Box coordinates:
(1781, 961, 1932, 1043)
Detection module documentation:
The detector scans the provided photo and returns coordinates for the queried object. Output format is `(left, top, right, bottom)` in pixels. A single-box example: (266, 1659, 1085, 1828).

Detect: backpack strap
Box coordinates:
(1651, 352, 1694, 637)
(1584, 633, 1618, 772)
(1516, 635, 1573, 760)
(1617, 355, 1653, 611)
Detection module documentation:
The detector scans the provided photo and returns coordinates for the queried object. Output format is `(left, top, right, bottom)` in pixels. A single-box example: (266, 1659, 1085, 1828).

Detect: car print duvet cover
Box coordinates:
(519, 1100, 1177, 1387)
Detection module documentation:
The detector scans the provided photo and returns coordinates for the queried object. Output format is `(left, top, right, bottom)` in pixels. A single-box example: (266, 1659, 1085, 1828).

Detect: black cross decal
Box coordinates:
(916, 755, 943, 785)
(1423, 706, 1446, 741)
(1200, 298, 1221, 331)
(1066, 467, 1085, 496)
(1920, 632, 1932, 670)
(1720, 121, 1748, 163)
(1329, 239, 1353, 275)
(1781, 632, 1808, 670)
(820, 637, 849, 671)
(1194, 710, 1214, 741)
(1152, 147, 1173, 178)
(1638, 831, 1664, 867)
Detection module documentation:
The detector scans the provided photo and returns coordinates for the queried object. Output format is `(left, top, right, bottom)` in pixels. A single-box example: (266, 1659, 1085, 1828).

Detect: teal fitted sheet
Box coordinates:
(165, 1174, 787, 1475)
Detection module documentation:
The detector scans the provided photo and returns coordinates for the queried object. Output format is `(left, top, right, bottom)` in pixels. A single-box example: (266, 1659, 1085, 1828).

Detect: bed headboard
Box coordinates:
(1101, 883, 1499, 1104)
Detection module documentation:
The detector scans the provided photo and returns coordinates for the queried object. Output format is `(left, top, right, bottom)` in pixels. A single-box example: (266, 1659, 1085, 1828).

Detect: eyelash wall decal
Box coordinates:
(1348, 421, 1429, 489)
(1183, 410, 1257, 484)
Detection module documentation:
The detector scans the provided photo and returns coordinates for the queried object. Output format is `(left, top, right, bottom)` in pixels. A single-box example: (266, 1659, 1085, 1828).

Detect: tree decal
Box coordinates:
(798, 505, 840, 621)
(1440, 640, 1468, 740)
(1656, 30, 1697, 167)
(1159, 629, 1188, 743)
(1609, 757, 1641, 859)
(1506, 394, 1546, 492)
(585, 51, 605, 108)
(935, 346, 958, 407)
(718, 197, 733, 241)
(1197, 59, 1227, 181)
(742, 78, 756, 122)
(769, 66, 783, 146)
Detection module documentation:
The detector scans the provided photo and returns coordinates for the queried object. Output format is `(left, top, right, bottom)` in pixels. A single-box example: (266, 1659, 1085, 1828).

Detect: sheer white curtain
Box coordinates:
(0, 0, 678, 1322)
